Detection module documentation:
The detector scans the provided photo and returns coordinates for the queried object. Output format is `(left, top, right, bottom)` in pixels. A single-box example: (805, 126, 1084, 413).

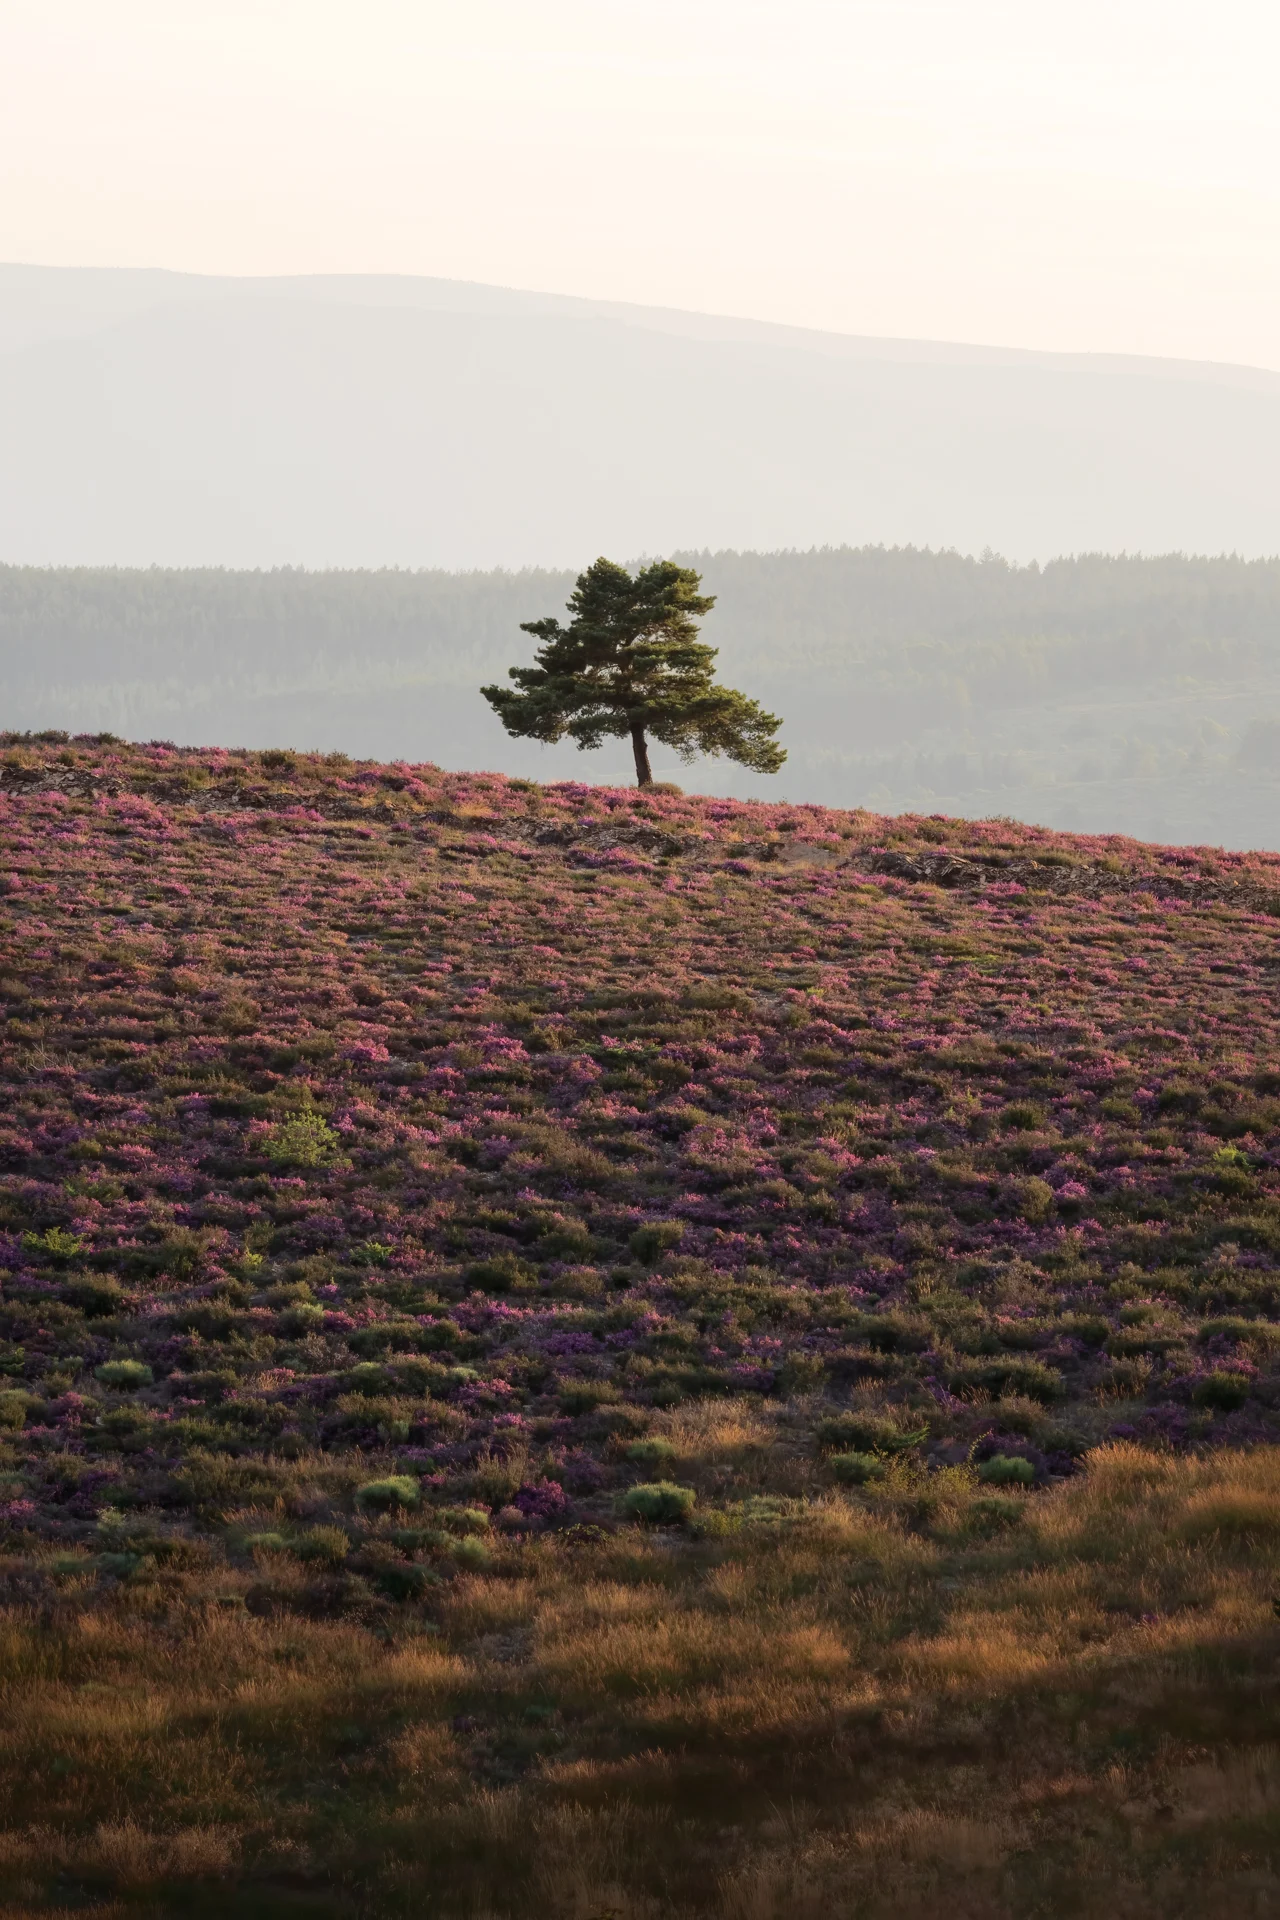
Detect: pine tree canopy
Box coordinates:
(480, 557, 786, 787)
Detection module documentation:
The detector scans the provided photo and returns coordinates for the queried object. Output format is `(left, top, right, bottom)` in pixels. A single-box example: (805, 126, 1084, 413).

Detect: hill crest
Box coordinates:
(5, 734, 1280, 1904)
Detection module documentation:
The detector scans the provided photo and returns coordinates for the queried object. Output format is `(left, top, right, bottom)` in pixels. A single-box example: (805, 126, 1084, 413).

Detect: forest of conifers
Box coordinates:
(4, 546, 1280, 846)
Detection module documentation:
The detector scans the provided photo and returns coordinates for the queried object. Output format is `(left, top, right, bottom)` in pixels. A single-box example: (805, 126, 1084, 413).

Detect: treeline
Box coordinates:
(3, 548, 1280, 847)
(5, 548, 1280, 699)
(0, 563, 573, 694)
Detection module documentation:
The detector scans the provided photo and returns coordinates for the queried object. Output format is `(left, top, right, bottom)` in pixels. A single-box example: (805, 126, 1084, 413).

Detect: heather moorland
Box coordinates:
(3, 733, 1280, 1915)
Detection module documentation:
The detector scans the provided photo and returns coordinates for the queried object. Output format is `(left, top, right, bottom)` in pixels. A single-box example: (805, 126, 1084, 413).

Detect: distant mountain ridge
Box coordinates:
(2, 264, 1279, 569)
(5, 262, 1279, 385)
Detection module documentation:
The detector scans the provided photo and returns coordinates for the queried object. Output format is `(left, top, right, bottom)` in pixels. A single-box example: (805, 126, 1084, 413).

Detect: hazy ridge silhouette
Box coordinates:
(3, 264, 1280, 569)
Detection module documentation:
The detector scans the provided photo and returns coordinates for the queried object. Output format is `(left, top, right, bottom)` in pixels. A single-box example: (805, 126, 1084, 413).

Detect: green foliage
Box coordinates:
(94, 1360, 153, 1389)
(1199, 1317, 1280, 1347)
(465, 1252, 536, 1292)
(1192, 1371, 1252, 1411)
(977, 1453, 1037, 1486)
(950, 1359, 1064, 1403)
(967, 1494, 1026, 1529)
(293, 1526, 351, 1565)
(352, 1240, 393, 1267)
(346, 1362, 392, 1396)
(355, 1476, 421, 1512)
(622, 1480, 697, 1524)
(829, 1450, 886, 1485)
(263, 1111, 339, 1167)
(373, 1562, 434, 1600)
(481, 557, 784, 786)
(449, 1537, 493, 1571)
(278, 1302, 325, 1335)
(557, 1379, 621, 1415)
(22, 1227, 85, 1263)
(436, 1506, 491, 1536)
(816, 1413, 928, 1455)
(63, 1275, 124, 1317)
(625, 1437, 678, 1469)
(629, 1220, 686, 1266)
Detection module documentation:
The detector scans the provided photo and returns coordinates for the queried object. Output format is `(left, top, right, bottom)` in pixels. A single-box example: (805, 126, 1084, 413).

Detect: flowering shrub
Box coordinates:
(2, 734, 1280, 1577)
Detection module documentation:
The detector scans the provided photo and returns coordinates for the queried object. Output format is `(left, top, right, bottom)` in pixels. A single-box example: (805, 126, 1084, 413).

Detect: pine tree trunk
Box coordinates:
(630, 722, 653, 786)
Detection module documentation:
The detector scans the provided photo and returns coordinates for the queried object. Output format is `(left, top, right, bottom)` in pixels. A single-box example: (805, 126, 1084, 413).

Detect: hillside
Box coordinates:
(7, 547, 1280, 848)
(3, 264, 1280, 572)
(4, 735, 1280, 1913)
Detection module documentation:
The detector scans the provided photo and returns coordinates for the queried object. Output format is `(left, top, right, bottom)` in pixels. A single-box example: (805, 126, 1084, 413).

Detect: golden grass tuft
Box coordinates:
(1, 1442, 1280, 1913)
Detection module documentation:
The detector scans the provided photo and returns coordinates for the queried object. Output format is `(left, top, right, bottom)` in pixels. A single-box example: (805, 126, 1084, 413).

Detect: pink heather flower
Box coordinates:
(342, 1041, 391, 1064)
(513, 1478, 569, 1520)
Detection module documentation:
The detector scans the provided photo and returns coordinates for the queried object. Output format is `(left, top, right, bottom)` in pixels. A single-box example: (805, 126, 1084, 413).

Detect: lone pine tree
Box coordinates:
(481, 557, 785, 787)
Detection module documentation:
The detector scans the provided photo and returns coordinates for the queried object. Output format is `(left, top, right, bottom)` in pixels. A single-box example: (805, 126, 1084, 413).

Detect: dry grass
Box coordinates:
(3, 1439, 1280, 1915)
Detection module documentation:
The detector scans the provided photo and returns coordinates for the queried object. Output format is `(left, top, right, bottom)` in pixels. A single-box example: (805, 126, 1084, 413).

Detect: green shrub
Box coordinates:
(388, 1358, 451, 1396)
(0, 1390, 38, 1430)
(558, 1379, 621, 1416)
(1061, 1314, 1110, 1348)
(264, 1111, 339, 1168)
(259, 748, 297, 774)
(391, 1528, 449, 1553)
(449, 1536, 493, 1571)
(1199, 1318, 1280, 1347)
(442, 1506, 491, 1536)
(95, 1359, 153, 1389)
(294, 1526, 350, 1564)
(374, 1563, 434, 1600)
(63, 1276, 124, 1318)
(829, 1450, 886, 1485)
(95, 1551, 146, 1579)
(849, 1313, 931, 1354)
(950, 1360, 1064, 1404)
(968, 1494, 1025, 1529)
(1192, 1371, 1252, 1412)
(355, 1475, 420, 1512)
(1010, 1176, 1055, 1225)
(977, 1453, 1037, 1486)
(465, 1252, 536, 1292)
(243, 1531, 290, 1556)
(22, 1227, 85, 1263)
(623, 1481, 696, 1525)
(279, 1303, 325, 1335)
(353, 1240, 393, 1267)
(625, 1436, 677, 1469)
(777, 1352, 827, 1395)
(347, 1362, 391, 1396)
(816, 1412, 927, 1455)
(629, 1221, 685, 1267)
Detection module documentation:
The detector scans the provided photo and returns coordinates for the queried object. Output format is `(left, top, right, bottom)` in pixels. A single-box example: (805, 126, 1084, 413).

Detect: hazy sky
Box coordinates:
(5, 0, 1280, 366)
